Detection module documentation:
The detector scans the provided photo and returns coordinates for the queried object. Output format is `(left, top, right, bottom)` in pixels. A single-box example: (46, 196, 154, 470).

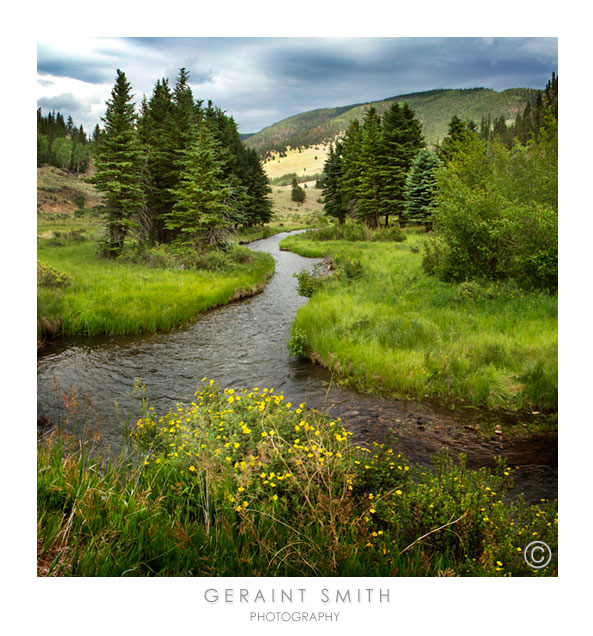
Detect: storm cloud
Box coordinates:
(37, 37, 558, 134)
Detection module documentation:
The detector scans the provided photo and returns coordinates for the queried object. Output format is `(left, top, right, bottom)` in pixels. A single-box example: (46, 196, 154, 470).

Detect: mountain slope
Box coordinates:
(246, 87, 540, 156)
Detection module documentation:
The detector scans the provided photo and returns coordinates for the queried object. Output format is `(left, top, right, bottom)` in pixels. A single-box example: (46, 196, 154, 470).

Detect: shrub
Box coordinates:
(294, 265, 327, 297)
(37, 261, 72, 287)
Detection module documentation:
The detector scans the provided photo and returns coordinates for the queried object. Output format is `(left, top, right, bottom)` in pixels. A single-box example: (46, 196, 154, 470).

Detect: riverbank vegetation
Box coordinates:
(37, 380, 557, 577)
(282, 76, 557, 413)
(37, 241, 274, 339)
(281, 229, 556, 413)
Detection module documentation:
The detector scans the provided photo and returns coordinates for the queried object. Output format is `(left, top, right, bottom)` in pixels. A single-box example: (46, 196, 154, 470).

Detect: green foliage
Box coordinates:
(166, 123, 231, 246)
(300, 219, 405, 243)
(92, 70, 145, 258)
(291, 176, 306, 203)
(404, 149, 441, 227)
(281, 232, 557, 411)
(427, 126, 557, 292)
(287, 328, 308, 358)
(37, 382, 557, 576)
(294, 265, 327, 297)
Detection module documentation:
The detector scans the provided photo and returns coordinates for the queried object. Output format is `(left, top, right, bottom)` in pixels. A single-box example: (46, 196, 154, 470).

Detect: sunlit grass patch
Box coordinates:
(281, 231, 557, 411)
(37, 241, 275, 337)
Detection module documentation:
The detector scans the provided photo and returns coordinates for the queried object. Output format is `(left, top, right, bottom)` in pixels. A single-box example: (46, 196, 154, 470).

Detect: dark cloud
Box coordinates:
(37, 44, 114, 84)
(37, 37, 557, 134)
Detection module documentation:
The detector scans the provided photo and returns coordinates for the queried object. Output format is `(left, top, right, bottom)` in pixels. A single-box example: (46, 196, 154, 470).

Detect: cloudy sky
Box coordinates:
(37, 37, 558, 135)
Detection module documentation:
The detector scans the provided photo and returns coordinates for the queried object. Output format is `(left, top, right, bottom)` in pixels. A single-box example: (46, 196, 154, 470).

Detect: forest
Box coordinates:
(319, 73, 558, 292)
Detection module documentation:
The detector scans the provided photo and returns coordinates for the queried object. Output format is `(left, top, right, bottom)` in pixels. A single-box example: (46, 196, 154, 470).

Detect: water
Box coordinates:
(37, 231, 557, 503)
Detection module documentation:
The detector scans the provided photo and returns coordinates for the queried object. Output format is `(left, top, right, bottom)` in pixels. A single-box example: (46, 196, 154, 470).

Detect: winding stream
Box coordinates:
(37, 231, 557, 503)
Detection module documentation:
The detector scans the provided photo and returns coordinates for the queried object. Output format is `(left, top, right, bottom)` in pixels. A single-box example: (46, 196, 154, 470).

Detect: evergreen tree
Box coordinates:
(166, 122, 231, 246)
(438, 116, 477, 162)
(320, 142, 346, 224)
(377, 102, 425, 227)
(291, 175, 306, 203)
(340, 120, 363, 216)
(357, 107, 382, 227)
(237, 146, 273, 226)
(92, 69, 145, 258)
(403, 149, 441, 230)
(140, 78, 178, 243)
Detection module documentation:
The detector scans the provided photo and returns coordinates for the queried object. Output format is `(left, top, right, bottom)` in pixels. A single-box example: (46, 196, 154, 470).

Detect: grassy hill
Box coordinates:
(245, 87, 540, 156)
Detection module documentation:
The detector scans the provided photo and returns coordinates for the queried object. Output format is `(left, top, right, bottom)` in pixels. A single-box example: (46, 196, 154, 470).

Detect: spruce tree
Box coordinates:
(378, 102, 425, 227)
(291, 176, 306, 203)
(141, 78, 178, 243)
(92, 69, 145, 257)
(166, 122, 231, 246)
(321, 142, 346, 224)
(403, 149, 441, 230)
(357, 107, 382, 227)
(340, 120, 363, 216)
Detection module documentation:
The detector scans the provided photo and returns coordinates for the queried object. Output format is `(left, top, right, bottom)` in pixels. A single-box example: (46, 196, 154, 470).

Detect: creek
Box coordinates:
(37, 231, 557, 503)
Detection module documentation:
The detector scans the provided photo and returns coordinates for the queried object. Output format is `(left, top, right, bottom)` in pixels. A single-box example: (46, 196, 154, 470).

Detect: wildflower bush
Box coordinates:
(37, 261, 72, 287)
(37, 380, 557, 576)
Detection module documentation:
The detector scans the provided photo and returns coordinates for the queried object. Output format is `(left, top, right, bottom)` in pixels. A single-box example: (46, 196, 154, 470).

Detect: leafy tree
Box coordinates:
(53, 137, 72, 170)
(92, 69, 145, 258)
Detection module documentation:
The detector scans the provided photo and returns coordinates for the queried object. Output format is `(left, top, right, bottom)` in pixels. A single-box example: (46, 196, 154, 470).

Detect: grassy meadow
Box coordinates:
(262, 145, 329, 180)
(280, 229, 558, 413)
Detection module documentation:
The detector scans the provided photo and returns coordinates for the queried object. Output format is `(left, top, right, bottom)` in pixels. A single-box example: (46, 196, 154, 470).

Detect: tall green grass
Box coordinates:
(37, 381, 557, 576)
(37, 241, 275, 337)
(281, 232, 557, 412)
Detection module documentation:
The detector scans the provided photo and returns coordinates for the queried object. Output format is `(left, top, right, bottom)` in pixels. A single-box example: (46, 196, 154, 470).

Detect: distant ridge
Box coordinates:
(245, 87, 540, 156)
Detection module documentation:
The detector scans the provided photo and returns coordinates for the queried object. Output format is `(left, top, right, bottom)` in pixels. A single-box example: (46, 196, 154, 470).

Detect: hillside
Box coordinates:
(37, 165, 103, 215)
(245, 87, 540, 156)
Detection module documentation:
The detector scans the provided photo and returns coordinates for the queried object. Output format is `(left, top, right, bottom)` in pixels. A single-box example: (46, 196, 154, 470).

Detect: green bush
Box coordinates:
(294, 265, 327, 297)
(428, 133, 557, 293)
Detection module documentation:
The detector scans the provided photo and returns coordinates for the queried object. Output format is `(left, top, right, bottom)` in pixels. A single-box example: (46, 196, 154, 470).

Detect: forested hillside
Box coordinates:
(246, 87, 540, 158)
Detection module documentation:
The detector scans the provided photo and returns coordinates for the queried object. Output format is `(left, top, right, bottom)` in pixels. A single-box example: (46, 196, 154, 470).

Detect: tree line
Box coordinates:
(318, 74, 558, 292)
(319, 102, 427, 228)
(92, 69, 272, 258)
(37, 109, 92, 173)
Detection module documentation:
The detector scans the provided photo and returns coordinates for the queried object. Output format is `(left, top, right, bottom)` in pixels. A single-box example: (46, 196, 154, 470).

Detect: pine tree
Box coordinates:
(140, 78, 178, 243)
(238, 146, 272, 226)
(357, 107, 382, 227)
(166, 122, 231, 246)
(291, 175, 306, 203)
(438, 116, 476, 162)
(378, 103, 425, 227)
(92, 69, 145, 258)
(321, 142, 346, 224)
(340, 120, 363, 216)
(403, 149, 441, 230)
